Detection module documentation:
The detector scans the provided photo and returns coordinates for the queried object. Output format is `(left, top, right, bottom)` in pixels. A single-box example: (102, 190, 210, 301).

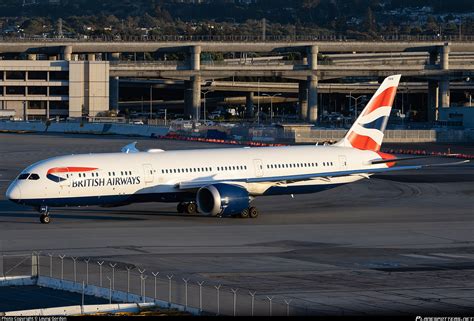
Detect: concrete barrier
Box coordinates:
(0, 121, 169, 138)
(36, 276, 200, 315)
(0, 275, 36, 287)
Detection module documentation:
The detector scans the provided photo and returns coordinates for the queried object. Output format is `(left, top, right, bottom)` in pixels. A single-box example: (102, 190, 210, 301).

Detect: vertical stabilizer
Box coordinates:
(336, 75, 401, 151)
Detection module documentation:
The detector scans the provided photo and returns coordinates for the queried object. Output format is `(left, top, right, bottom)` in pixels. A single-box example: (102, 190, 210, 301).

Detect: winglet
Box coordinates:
(121, 142, 139, 153)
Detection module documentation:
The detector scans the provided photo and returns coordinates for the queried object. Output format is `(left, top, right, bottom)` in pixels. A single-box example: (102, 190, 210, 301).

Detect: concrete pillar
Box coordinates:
(110, 77, 119, 112)
(307, 75, 318, 122)
(439, 43, 450, 108)
(190, 46, 201, 71)
(428, 81, 439, 122)
(61, 45, 72, 61)
(308, 45, 318, 71)
(298, 80, 308, 121)
(184, 77, 201, 120)
(439, 79, 450, 108)
(184, 80, 192, 119)
(246, 92, 254, 118)
(27, 54, 37, 61)
(87, 53, 96, 61)
(440, 43, 450, 70)
(191, 75, 201, 120)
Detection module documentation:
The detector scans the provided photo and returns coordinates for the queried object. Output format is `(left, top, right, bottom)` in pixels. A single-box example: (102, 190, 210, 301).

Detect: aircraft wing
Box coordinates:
(177, 160, 468, 190)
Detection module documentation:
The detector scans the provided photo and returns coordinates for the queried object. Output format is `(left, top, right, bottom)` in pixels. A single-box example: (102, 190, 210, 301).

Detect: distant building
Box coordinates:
(0, 60, 109, 120)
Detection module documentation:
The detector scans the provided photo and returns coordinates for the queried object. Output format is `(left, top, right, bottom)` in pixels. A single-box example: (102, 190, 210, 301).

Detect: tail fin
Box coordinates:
(336, 74, 401, 152)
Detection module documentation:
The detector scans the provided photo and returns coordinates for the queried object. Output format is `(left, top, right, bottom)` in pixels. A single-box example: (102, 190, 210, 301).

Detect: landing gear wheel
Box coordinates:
(185, 202, 197, 215)
(240, 208, 250, 218)
(177, 203, 185, 213)
(40, 214, 50, 224)
(249, 207, 259, 219)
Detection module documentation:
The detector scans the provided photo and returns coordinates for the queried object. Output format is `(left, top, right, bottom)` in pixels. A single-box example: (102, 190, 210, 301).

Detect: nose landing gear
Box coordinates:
(38, 206, 51, 224)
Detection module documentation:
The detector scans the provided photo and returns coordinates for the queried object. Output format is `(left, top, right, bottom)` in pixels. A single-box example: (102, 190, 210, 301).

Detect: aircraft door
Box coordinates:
(143, 164, 154, 184)
(253, 159, 264, 177)
(339, 155, 347, 169)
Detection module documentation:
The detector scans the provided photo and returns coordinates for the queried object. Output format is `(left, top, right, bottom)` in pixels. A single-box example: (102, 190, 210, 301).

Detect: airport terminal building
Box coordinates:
(0, 59, 109, 120)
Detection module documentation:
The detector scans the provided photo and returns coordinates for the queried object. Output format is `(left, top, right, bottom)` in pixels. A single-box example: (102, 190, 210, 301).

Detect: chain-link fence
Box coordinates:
(0, 254, 33, 278)
(1, 253, 318, 316)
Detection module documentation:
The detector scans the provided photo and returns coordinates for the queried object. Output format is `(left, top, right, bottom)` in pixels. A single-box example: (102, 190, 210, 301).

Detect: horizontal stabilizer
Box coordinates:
(121, 142, 139, 153)
(369, 154, 466, 165)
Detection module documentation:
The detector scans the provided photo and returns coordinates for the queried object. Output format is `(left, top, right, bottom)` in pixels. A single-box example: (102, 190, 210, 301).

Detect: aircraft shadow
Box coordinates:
(373, 174, 474, 183)
(0, 200, 217, 221)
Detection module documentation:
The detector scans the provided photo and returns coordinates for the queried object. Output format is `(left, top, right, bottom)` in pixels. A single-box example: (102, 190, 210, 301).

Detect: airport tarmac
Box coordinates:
(0, 133, 473, 315)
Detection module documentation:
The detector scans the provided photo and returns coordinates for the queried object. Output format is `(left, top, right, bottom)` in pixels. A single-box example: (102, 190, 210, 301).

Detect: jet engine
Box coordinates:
(196, 183, 249, 216)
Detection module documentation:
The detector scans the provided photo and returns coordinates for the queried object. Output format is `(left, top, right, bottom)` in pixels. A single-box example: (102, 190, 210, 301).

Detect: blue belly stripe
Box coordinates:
(11, 184, 345, 208)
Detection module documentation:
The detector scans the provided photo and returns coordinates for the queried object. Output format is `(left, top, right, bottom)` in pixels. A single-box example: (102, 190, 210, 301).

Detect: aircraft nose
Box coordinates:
(6, 183, 21, 202)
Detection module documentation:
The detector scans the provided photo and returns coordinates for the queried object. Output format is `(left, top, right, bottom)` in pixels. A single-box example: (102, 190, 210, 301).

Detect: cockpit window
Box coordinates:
(18, 173, 30, 180)
(29, 174, 40, 180)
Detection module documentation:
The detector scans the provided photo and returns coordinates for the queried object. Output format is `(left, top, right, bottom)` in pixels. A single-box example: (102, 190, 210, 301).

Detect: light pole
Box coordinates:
(201, 90, 212, 122)
(149, 86, 153, 121)
(262, 93, 282, 124)
(346, 94, 366, 119)
(257, 79, 260, 125)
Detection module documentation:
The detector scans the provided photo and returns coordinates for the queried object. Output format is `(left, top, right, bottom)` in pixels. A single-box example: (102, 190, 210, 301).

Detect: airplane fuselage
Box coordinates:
(7, 145, 385, 208)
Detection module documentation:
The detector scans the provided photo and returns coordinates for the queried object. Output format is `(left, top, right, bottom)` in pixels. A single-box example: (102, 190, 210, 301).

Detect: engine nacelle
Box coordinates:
(197, 183, 249, 217)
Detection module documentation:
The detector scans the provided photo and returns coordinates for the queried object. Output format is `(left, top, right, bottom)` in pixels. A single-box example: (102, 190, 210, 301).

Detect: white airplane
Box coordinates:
(5, 75, 466, 224)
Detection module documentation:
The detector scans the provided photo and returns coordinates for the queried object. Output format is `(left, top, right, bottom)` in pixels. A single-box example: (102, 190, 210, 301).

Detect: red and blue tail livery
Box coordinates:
(338, 75, 401, 152)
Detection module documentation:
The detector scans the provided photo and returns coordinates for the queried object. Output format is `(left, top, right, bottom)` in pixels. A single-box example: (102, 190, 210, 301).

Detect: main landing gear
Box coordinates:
(237, 206, 259, 219)
(177, 202, 198, 215)
(38, 206, 51, 224)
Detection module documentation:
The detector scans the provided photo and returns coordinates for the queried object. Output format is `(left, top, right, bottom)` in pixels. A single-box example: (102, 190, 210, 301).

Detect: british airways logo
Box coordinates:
(47, 167, 141, 187)
(47, 167, 98, 183)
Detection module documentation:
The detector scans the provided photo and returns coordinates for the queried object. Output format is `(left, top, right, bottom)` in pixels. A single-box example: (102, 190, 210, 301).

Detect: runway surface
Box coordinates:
(0, 133, 473, 315)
